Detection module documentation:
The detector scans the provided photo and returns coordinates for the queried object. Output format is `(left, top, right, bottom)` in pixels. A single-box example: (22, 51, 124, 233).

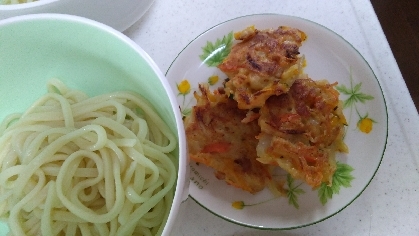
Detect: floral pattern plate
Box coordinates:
(166, 14, 387, 229)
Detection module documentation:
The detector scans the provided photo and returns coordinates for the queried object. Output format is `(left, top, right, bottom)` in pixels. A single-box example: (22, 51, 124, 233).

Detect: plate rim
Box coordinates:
(166, 13, 389, 230)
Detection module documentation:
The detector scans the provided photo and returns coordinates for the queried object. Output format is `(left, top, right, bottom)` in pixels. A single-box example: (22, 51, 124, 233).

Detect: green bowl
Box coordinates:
(0, 14, 188, 235)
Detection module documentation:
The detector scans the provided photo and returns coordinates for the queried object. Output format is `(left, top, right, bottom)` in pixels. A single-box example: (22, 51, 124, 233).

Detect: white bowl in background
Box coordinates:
(0, 0, 154, 31)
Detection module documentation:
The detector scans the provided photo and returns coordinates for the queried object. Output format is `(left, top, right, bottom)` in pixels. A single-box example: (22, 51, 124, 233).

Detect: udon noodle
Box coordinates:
(0, 0, 37, 5)
(0, 79, 177, 236)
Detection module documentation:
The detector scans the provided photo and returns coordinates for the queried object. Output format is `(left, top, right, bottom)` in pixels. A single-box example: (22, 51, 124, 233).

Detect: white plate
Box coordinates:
(166, 14, 387, 229)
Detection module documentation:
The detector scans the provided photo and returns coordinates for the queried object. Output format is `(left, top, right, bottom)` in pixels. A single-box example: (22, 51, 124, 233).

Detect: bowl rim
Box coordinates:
(0, 0, 60, 11)
(0, 13, 188, 235)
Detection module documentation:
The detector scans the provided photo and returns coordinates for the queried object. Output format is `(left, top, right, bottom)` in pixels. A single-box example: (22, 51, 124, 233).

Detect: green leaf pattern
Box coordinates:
(286, 174, 305, 209)
(336, 82, 374, 109)
(199, 32, 233, 67)
(318, 162, 355, 205)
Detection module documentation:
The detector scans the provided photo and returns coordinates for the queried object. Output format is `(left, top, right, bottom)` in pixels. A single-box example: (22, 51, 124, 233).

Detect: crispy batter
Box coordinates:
(185, 26, 349, 194)
(218, 26, 307, 109)
(184, 84, 271, 194)
(256, 79, 348, 188)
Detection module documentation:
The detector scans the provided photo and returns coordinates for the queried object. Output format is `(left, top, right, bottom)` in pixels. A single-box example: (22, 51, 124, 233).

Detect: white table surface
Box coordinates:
(124, 1, 419, 235)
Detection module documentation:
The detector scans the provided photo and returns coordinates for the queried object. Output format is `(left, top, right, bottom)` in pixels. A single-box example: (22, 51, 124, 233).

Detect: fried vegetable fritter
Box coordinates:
(185, 25, 349, 195)
(256, 79, 348, 188)
(218, 25, 307, 110)
(184, 84, 272, 194)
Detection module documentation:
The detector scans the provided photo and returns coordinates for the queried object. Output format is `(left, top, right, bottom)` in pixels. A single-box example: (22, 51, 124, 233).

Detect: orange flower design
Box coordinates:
(232, 201, 244, 210)
(208, 75, 219, 85)
(177, 79, 191, 95)
(358, 116, 374, 133)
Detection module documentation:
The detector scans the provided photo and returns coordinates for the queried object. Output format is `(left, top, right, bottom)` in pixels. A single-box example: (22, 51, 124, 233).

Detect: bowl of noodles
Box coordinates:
(0, 0, 154, 31)
(0, 14, 188, 235)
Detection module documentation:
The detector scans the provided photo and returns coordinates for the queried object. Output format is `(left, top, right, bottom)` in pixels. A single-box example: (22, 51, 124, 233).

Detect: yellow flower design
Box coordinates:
(232, 201, 245, 210)
(177, 80, 191, 95)
(358, 117, 373, 133)
(208, 75, 219, 85)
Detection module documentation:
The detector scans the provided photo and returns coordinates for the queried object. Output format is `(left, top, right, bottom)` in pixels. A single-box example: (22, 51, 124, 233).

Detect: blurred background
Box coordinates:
(370, 0, 419, 112)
